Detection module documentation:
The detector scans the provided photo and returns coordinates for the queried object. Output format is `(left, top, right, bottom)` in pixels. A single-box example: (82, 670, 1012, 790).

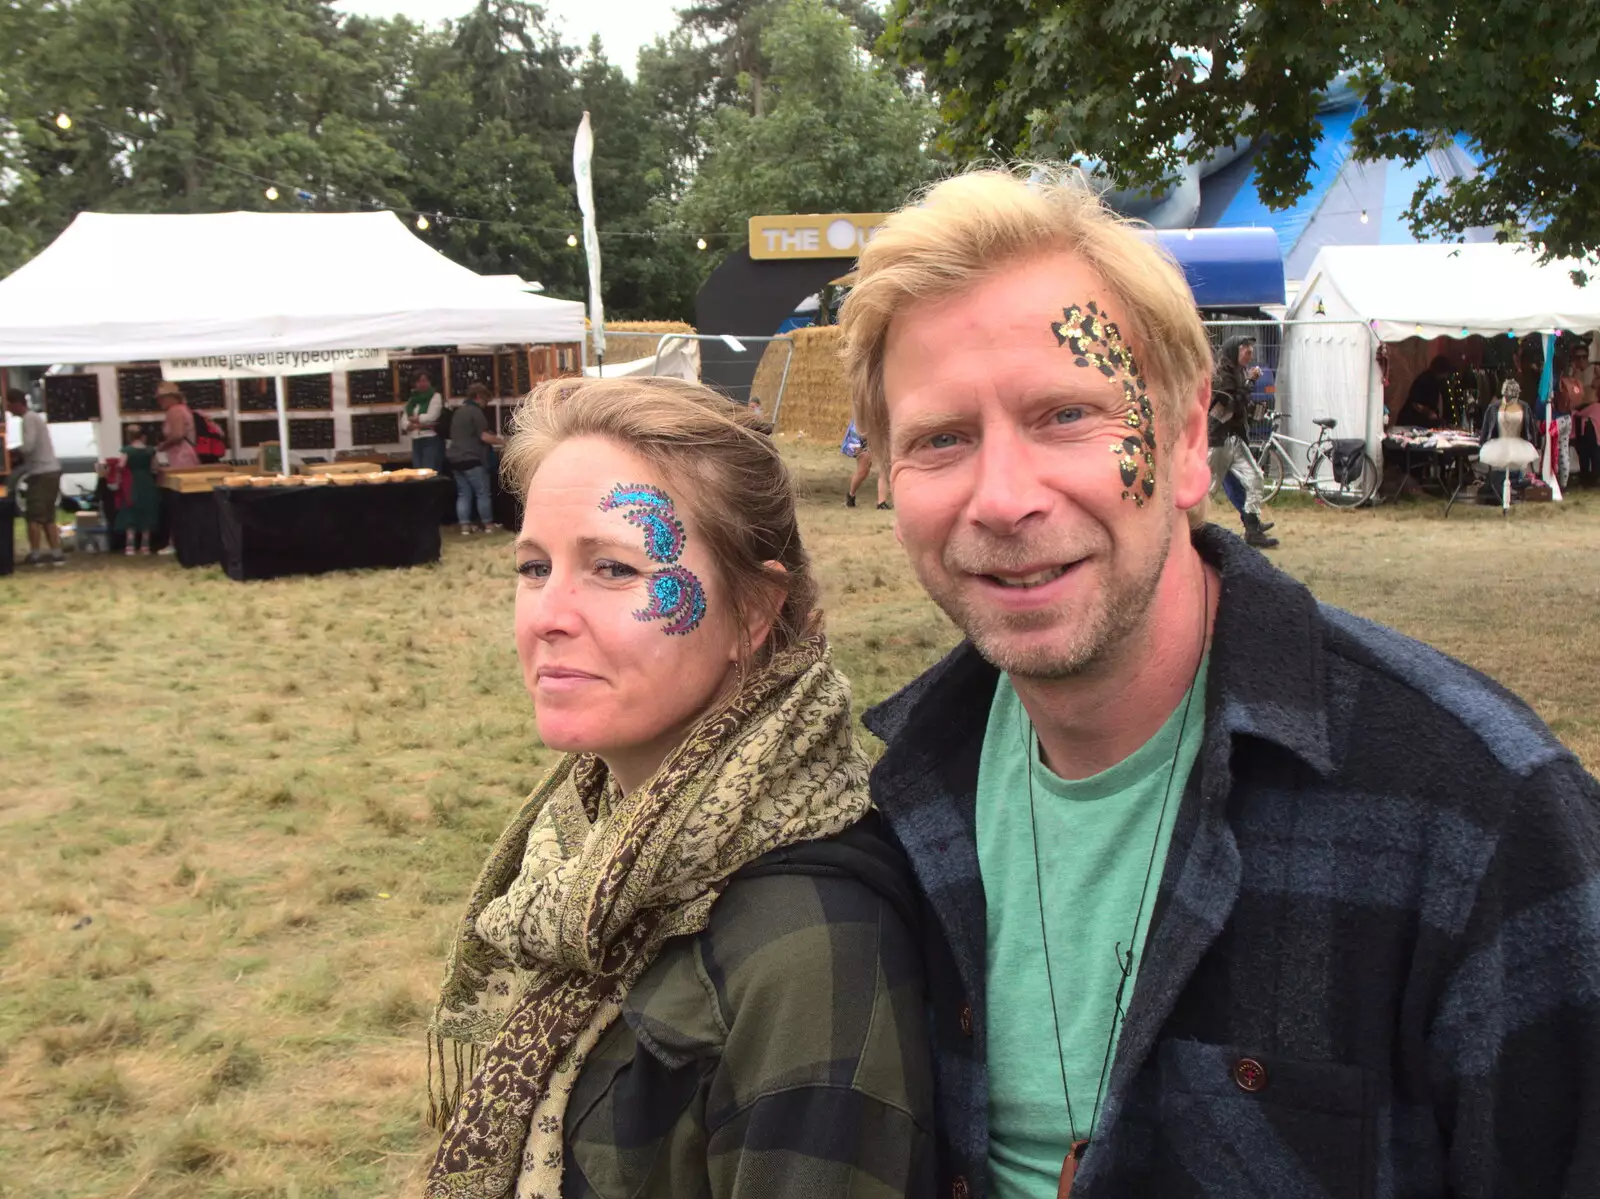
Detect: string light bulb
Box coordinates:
(416, 213, 430, 231)
(1360, 210, 1369, 224)
(264, 186, 279, 201)
(567, 233, 578, 247)
(696, 237, 707, 251)
(55, 112, 72, 130)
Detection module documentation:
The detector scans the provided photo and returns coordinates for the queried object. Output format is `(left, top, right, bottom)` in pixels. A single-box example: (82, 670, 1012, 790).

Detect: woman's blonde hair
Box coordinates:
(501, 376, 818, 666)
(840, 166, 1214, 454)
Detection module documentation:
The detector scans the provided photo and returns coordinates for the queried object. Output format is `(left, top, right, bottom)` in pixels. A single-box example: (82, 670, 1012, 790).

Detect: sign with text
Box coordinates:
(162, 348, 389, 381)
(748, 213, 888, 260)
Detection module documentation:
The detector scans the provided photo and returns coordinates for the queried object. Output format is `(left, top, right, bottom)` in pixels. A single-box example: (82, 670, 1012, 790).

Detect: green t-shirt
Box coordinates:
(977, 662, 1207, 1199)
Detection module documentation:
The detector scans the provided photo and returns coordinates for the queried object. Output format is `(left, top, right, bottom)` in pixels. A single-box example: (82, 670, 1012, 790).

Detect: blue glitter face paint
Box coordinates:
(598, 482, 706, 635)
(598, 483, 686, 562)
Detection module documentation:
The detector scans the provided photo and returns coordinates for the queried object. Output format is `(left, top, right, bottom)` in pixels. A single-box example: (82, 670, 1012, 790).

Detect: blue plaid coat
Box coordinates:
(864, 525, 1600, 1199)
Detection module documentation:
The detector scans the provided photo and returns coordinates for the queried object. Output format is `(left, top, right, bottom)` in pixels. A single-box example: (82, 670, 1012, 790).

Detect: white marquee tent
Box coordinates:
(0, 210, 584, 365)
(1281, 244, 1600, 457)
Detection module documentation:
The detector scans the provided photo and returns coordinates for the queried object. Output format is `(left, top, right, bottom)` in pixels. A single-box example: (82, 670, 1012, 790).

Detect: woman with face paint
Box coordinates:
(425, 377, 933, 1199)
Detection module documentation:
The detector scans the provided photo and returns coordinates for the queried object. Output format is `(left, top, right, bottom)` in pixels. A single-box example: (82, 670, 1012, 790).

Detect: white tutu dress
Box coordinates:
(1479, 401, 1539, 470)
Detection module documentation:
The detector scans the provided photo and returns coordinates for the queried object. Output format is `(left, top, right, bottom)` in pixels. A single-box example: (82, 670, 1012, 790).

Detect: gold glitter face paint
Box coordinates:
(1052, 301, 1158, 506)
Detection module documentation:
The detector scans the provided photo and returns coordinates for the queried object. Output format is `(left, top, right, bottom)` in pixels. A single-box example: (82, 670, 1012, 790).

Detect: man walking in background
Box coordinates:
(1208, 335, 1277, 547)
(840, 168, 1600, 1199)
(5, 388, 65, 567)
(445, 382, 501, 534)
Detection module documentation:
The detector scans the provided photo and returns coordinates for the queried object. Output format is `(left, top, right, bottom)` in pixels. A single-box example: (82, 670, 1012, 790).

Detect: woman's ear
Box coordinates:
(740, 560, 789, 658)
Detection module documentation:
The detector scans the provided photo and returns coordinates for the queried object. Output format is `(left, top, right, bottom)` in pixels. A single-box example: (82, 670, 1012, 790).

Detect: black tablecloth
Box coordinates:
(215, 479, 449, 581)
(168, 489, 224, 567)
(0, 496, 14, 576)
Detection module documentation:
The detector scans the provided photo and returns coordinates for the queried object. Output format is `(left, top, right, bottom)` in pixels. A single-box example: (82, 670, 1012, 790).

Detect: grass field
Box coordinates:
(2, 440, 1599, 1198)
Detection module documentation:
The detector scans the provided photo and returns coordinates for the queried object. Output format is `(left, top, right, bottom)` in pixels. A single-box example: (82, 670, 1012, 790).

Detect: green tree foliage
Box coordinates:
(885, 0, 1600, 267)
(0, 0, 411, 272)
(0, 0, 935, 321)
(680, 0, 938, 256)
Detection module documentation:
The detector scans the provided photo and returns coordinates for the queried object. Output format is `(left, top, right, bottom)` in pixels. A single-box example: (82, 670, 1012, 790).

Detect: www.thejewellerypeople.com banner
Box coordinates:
(161, 348, 389, 381)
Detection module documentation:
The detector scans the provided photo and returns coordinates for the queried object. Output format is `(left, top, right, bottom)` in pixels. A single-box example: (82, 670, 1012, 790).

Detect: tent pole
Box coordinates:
(274, 376, 291, 477)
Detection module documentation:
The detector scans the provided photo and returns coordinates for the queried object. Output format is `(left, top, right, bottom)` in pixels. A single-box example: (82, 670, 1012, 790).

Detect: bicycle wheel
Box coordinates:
(1307, 449, 1379, 509)
(1255, 444, 1286, 504)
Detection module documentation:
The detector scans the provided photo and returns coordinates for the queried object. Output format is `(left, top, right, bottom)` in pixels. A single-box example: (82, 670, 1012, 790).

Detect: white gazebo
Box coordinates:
(0, 210, 585, 463)
(1282, 243, 1600, 457)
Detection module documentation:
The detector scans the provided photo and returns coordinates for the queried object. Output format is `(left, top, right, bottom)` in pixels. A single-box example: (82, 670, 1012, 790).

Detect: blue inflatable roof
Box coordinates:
(1149, 227, 1286, 309)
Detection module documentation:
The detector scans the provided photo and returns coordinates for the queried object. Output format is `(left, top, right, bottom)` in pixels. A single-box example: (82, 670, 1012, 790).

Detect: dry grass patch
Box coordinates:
(3, 441, 1599, 1195)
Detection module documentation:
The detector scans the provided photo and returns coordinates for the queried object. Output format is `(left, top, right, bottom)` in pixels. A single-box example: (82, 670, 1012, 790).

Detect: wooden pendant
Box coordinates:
(1058, 1139, 1089, 1199)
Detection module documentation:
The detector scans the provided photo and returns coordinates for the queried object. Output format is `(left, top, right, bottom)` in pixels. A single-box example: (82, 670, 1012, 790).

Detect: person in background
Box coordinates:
(1572, 343, 1600, 487)
(1398, 355, 1451, 427)
(1208, 336, 1277, 548)
(844, 421, 891, 509)
(5, 387, 65, 566)
(1549, 351, 1585, 493)
(404, 371, 446, 472)
(445, 382, 502, 534)
(426, 376, 932, 1197)
(116, 425, 160, 555)
(155, 381, 201, 470)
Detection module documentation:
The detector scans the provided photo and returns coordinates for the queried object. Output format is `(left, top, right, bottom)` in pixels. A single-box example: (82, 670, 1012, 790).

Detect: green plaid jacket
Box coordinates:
(560, 816, 936, 1198)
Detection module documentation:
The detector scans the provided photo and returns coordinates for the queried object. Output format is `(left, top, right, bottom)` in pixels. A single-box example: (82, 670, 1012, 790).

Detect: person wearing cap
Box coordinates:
(1208, 335, 1277, 548)
(155, 381, 201, 470)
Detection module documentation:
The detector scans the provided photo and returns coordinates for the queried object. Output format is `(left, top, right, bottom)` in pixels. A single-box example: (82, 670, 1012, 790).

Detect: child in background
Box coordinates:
(116, 426, 160, 555)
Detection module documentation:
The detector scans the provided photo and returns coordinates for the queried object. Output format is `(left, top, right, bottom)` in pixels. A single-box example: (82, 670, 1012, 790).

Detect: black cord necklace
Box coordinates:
(1022, 570, 1210, 1198)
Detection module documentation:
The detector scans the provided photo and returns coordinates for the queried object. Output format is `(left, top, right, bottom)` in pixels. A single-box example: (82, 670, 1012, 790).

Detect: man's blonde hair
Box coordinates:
(839, 167, 1214, 453)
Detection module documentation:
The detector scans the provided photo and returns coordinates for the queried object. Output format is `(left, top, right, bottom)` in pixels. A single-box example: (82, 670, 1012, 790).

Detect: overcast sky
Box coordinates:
(332, 0, 683, 74)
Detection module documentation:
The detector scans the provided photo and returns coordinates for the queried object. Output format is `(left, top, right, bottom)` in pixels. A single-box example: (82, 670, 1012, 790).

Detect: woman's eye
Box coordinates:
(1053, 407, 1084, 425)
(516, 560, 551, 580)
(596, 560, 638, 580)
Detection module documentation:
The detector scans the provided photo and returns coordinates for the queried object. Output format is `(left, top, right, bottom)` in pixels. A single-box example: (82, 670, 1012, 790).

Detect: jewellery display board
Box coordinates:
(238, 378, 277, 412)
(449, 354, 497, 396)
(238, 419, 278, 448)
(44, 374, 102, 423)
(179, 379, 226, 411)
(350, 412, 401, 446)
(497, 350, 530, 397)
(117, 365, 165, 413)
(347, 368, 394, 407)
(289, 417, 335, 449)
(286, 374, 333, 411)
(392, 356, 446, 397)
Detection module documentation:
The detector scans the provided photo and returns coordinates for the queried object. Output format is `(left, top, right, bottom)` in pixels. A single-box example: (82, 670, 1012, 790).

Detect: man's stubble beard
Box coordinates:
(916, 514, 1175, 681)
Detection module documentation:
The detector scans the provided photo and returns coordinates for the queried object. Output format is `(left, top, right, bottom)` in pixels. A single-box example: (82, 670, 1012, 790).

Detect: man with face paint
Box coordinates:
(839, 169, 1600, 1199)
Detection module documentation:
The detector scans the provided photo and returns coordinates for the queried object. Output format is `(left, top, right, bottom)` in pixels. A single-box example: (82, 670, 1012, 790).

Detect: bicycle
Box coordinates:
(1251, 412, 1380, 509)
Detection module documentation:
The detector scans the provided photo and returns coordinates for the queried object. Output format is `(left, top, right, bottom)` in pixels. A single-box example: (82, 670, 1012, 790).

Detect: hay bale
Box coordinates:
(587, 320, 695, 366)
(761, 326, 851, 436)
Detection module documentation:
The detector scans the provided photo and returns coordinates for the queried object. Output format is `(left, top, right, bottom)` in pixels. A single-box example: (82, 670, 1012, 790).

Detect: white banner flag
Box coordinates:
(573, 111, 606, 364)
(162, 348, 388, 380)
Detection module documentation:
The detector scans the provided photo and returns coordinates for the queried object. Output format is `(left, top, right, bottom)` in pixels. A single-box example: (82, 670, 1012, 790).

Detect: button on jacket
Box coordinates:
(864, 524, 1600, 1198)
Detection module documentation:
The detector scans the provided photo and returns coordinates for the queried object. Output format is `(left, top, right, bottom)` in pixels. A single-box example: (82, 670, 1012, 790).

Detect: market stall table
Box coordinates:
(214, 476, 450, 581)
(1383, 427, 1482, 517)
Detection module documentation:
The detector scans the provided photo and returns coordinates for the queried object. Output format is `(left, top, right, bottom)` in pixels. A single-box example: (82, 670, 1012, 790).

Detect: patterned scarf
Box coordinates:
(425, 634, 869, 1199)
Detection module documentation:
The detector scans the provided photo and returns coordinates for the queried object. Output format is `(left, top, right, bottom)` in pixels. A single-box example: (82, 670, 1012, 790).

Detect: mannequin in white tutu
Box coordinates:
(1478, 379, 1539, 511)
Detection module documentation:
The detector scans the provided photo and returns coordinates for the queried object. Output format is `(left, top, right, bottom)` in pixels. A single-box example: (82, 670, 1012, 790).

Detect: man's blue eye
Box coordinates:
(1054, 408, 1083, 424)
(927, 433, 959, 449)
